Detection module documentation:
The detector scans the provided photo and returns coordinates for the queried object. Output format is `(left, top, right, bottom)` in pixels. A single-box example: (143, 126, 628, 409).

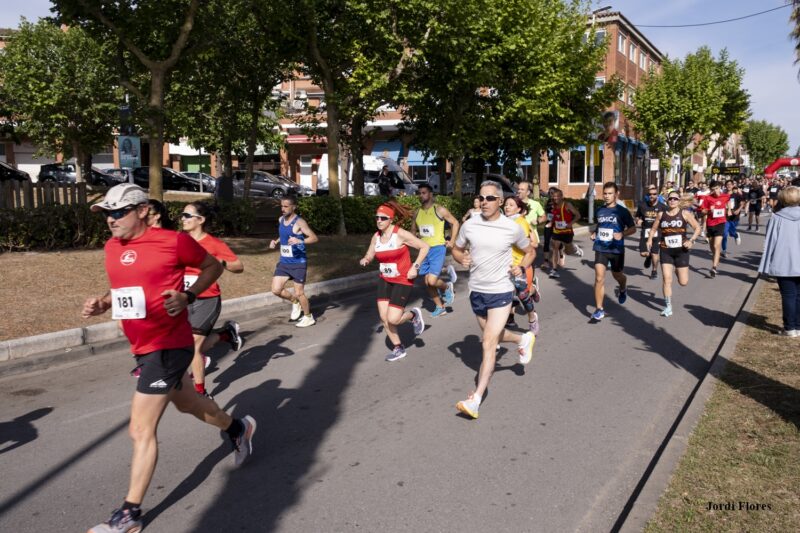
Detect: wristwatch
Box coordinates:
(183, 290, 197, 304)
(412, 263, 420, 269)
(221, 259, 227, 269)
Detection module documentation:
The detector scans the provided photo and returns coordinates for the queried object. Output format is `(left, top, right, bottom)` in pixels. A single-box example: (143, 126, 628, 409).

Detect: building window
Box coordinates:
(639, 53, 646, 69)
(627, 86, 635, 106)
(548, 150, 559, 184)
(619, 86, 626, 102)
(618, 34, 625, 53)
(594, 30, 606, 47)
(629, 43, 636, 62)
(569, 149, 586, 183)
(594, 77, 606, 91)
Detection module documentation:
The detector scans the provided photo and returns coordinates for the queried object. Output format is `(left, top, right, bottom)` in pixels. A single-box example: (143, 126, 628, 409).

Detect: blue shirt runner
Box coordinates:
(593, 205, 635, 255)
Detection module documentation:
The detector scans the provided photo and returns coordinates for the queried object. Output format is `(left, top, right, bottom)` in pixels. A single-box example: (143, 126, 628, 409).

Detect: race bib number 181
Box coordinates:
(111, 286, 146, 320)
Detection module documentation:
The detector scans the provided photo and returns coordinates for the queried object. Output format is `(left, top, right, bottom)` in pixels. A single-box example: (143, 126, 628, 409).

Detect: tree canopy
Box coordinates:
(0, 19, 118, 181)
(742, 119, 789, 173)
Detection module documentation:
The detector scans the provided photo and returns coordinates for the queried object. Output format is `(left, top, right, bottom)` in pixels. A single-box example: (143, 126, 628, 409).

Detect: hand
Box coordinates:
(359, 257, 370, 267)
(613, 232, 623, 240)
(590, 233, 596, 241)
(459, 251, 472, 268)
(269, 239, 277, 249)
(445, 240, 454, 249)
(407, 265, 418, 280)
(82, 297, 107, 318)
(509, 265, 522, 277)
(287, 237, 301, 245)
(161, 290, 188, 317)
(683, 240, 694, 249)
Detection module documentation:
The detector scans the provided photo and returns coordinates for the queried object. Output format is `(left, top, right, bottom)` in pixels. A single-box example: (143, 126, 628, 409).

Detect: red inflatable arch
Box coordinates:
(764, 157, 800, 178)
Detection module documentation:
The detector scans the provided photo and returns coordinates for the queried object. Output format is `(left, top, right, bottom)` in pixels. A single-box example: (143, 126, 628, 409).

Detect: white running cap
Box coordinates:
(90, 184, 149, 212)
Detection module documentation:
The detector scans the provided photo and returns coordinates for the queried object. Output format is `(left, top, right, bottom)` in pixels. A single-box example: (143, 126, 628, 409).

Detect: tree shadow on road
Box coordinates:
(0, 407, 53, 455)
(210, 335, 294, 398)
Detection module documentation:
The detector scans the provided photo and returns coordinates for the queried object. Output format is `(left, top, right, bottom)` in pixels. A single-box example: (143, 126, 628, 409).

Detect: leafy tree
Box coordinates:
(699, 50, 750, 162)
(0, 19, 118, 181)
(742, 120, 789, 173)
(53, 0, 205, 200)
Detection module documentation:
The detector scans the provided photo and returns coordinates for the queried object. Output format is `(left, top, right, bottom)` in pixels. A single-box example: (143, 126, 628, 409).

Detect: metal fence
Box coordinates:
(0, 180, 88, 209)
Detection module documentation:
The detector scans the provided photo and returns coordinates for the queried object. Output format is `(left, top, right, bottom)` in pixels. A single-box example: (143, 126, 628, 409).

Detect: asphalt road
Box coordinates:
(0, 221, 766, 533)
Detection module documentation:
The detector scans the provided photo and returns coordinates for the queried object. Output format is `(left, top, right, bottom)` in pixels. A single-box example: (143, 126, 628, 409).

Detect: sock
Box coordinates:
(665, 297, 672, 308)
(121, 500, 141, 516)
(225, 419, 244, 440)
(194, 382, 206, 394)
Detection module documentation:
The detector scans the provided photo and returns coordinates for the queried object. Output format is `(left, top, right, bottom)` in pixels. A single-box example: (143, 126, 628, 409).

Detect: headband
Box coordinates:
(376, 204, 395, 219)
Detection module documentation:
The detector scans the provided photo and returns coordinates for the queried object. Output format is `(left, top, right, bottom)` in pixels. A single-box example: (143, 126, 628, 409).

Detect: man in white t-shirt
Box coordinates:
(451, 180, 536, 419)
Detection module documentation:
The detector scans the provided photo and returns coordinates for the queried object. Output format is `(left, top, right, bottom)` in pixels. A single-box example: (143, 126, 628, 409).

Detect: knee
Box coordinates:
(128, 420, 156, 443)
(677, 279, 689, 287)
(271, 287, 282, 297)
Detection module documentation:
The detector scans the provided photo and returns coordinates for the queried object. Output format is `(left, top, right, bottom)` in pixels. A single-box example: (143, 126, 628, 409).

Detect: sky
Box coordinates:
(2, 0, 799, 154)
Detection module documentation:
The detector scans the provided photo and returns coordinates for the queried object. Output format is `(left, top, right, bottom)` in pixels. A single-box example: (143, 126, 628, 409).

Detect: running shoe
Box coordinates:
(721, 251, 727, 258)
(735, 235, 742, 245)
(532, 276, 541, 303)
(755, 225, 759, 231)
(617, 288, 627, 305)
(574, 244, 584, 257)
(411, 307, 425, 336)
(290, 300, 302, 321)
(88, 508, 142, 533)
(518, 331, 535, 365)
(747, 225, 751, 230)
(780, 329, 799, 337)
(650, 270, 658, 280)
(710, 268, 717, 279)
(644, 255, 652, 269)
(549, 270, 560, 279)
(442, 282, 455, 306)
(385, 345, 407, 362)
(232, 415, 257, 467)
(660, 305, 673, 317)
(591, 308, 605, 321)
(223, 320, 243, 351)
(296, 314, 316, 328)
(456, 396, 480, 419)
(529, 312, 540, 336)
(447, 264, 458, 285)
(431, 306, 448, 318)
(204, 354, 211, 368)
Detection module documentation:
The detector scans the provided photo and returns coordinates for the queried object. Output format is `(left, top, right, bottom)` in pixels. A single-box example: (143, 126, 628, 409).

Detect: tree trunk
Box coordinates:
(325, 102, 342, 199)
(147, 69, 167, 201)
(437, 158, 447, 195)
(350, 115, 365, 196)
(532, 150, 542, 199)
(453, 156, 463, 197)
(244, 88, 262, 200)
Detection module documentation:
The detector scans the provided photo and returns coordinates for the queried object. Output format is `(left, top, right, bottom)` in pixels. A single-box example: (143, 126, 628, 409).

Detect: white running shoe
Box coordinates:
(290, 300, 302, 321)
(447, 264, 458, 285)
(456, 395, 481, 419)
(735, 234, 742, 245)
(574, 244, 584, 257)
(296, 314, 316, 328)
(411, 307, 425, 336)
(518, 331, 535, 364)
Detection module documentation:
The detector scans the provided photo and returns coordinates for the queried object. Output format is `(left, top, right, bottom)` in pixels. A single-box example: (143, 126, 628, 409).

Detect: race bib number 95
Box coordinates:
(111, 287, 146, 320)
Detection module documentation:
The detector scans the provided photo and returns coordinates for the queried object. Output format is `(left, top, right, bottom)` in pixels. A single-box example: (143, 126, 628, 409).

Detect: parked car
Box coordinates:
(0, 161, 31, 182)
(231, 170, 301, 198)
(273, 173, 314, 196)
(316, 154, 418, 197)
(38, 163, 120, 186)
(182, 172, 217, 192)
(429, 171, 515, 197)
(105, 168, 134, 183)
(132, 166, 200, 191)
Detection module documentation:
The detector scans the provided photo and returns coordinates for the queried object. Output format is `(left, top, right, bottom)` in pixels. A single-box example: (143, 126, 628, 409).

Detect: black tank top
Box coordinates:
(659, 210, 687, 249)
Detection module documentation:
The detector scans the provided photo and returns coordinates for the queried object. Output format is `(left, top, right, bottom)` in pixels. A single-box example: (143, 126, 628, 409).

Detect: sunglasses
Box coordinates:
(181, 212, 202, 219)
(478, 195, 500, 202)
(667, 197, 680, 201)
(374, 215, 391, 221)
(105, 205, 137, 220)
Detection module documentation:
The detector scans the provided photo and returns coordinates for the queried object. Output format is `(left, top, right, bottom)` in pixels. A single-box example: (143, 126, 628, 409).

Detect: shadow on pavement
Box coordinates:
(0, 407, 53, 455)
(684, 305, 736, 329)
(211, 335, 294, 398)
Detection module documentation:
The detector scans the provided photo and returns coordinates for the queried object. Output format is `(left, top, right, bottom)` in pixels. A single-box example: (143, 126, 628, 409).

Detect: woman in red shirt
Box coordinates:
(359, 200, 430, 362)
(182, 201, 245, 397)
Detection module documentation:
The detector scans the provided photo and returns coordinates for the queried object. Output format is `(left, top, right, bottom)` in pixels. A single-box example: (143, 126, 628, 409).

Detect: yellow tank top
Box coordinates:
(511, 215, 532, 266)
(415, 205, 446, 246)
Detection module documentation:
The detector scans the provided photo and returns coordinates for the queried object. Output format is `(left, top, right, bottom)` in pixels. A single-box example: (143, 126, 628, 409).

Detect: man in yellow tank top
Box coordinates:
(411, 184, 460, 317)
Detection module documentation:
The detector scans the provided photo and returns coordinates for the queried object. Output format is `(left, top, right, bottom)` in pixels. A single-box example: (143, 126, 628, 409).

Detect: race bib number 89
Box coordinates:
(379, 263, 400, 278)
(111, 287, 146, 320)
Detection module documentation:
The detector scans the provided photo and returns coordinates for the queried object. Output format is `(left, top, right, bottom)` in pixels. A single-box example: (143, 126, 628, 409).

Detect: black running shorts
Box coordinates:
(551, 233, 574, 245)
(638, 234, 660, 254)
(376, 277, 412, 309)
(133, 348, 194, 395)
(594, 251, 625, 272)
(706, 223, 725, 238)
(188, 296, 222, 336)
(747, 202, 761, 215)
(659, 247, 690, 268)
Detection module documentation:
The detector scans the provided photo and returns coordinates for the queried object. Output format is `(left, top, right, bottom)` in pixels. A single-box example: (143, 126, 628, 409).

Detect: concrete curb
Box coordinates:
(618, 275, 765, 532)
(0, 271, 378, 367)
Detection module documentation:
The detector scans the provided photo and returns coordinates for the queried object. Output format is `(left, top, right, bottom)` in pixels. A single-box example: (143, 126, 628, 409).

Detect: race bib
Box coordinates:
(743, 187, 750, 193)
(597, 228, 614, 242)
(728, 199, 735, 209)
(555, 220, 567, 230)
(644, 228, 655, 239)
(712, 208, 725, 218)
(770, 187, 777, 193)
(750, 198, 757, 204)
(280, 245, 294, 258)
(183, 275, 198, 291)
(379, 263, 400, 278)
(664, 235, 683, 249)
(111, 287, 146, 320)
(546, 213, 554, 221)
(419, 225, 435, 238)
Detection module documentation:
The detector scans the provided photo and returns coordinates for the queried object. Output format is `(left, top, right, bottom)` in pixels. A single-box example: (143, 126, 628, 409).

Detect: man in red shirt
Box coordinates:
(699, 180, 731, 278)
(81, 184, 256, 533)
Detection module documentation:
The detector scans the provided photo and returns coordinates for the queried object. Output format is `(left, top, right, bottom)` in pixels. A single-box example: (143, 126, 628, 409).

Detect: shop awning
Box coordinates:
(286, 134, 326, 144)
(405, 146, 435, 166)
(371, 140, 402, 160)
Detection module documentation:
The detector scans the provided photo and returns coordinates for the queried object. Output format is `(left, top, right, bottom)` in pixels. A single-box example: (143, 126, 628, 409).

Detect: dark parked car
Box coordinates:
(105, 168, 134, 183)
(0, 161, 31, 182)
(132, 167, 200, 191)
(232, 170, 301, 198)
(38, 163, 120, 186)
(182, 172, 217, 192)
(273, 173, 314, 196)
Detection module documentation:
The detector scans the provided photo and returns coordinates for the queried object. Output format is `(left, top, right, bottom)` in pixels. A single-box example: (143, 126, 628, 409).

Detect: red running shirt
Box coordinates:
(700, 194, 730, 227)
(551, 203, 574, 234)
(105, 227, 208, 354)
(374, 226, 413, 286)
(184, 234, 238, 298)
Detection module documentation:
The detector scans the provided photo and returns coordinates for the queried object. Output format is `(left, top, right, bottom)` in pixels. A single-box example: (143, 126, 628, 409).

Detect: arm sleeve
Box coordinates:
(212, 238, 238, 263)
(623, 210, 636, 229)
(176, 231, 210, 268)
(455, 222, 468, 248)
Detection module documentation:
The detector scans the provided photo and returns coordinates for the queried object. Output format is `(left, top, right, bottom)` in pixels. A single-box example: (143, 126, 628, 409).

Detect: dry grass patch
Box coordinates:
(644, 280, 800, 532)
(0, 234, 369, 341)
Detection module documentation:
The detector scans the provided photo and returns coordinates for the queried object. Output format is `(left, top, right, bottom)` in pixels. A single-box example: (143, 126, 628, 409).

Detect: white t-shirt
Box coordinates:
(456, 214, 530, 294)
